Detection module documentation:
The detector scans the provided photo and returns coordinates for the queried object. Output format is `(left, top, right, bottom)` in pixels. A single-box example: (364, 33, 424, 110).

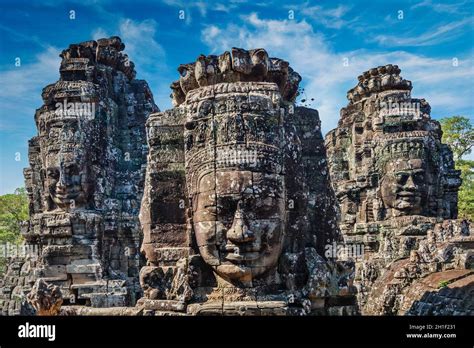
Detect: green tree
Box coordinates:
(456, 159, 474, 221)
(0, 188, 29, 275)
(440, 116, 474, 221)
(439, 116, 474, 161)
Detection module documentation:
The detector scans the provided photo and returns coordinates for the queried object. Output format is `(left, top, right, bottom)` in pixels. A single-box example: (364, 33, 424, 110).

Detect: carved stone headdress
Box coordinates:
(176, 48, 301, 197)
(374, 136, 438, 173)
(183, 82, 286, 196)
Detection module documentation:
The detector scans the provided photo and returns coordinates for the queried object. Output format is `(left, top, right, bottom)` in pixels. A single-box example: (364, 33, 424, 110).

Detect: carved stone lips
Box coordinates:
(225, 251, 260, 263)
(53, 188, 80, 199)
(223, 242, 259, 253)
(398, 191, 418, 198)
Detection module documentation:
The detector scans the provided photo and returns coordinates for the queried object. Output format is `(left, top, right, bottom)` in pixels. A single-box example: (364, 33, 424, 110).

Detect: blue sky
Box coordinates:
(0, 0, 473, 194)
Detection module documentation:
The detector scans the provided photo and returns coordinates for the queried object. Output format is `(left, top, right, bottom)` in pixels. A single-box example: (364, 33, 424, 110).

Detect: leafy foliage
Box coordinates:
(440, 116, 474, 161)
(0, 188, 28, 275)
(440, 116, 474, 221)
(456, 159, 474, 221)
(0, 187, 28, 243)
(438, 280, 450, 289)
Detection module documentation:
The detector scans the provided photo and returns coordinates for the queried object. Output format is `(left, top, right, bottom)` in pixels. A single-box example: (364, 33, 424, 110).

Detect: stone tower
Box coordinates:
(0, 37, 158, 315)
(326, 65, 473, 314)
(138, 48, 355, 315)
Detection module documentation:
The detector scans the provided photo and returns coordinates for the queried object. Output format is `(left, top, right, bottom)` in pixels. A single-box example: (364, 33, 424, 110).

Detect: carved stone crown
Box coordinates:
(171, 48, 301, 106)
(347, 64, 412, 103)
(185, 143, 283, 196)
(41, 81, 98, 104)
(59, 36, 136, 80)
(183, 82, 285, 195)
(375, 137, 437, 171)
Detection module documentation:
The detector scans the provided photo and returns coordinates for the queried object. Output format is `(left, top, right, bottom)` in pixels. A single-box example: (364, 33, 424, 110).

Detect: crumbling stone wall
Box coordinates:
(325, 64, 473, 314)
(0, 37, 157, 315)
(0, 258, 36, 315)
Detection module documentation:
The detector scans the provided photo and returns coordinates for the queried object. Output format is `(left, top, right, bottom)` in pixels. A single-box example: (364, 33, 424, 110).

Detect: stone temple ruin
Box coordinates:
(326, 64, 473, 315)
(137, 48, 355, 315)
(0, 37, 158, 315)
(0, 38, 472, 316)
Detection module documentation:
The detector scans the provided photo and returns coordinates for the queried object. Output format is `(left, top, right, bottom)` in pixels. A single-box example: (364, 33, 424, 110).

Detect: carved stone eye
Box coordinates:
(413, 172, 424, 184)
(396, 173, 408, 184)
(47, 168, 60, 179)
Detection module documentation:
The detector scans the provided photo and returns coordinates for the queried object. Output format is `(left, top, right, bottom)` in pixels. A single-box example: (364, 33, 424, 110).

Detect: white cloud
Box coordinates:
(91, 18, 171, 109)
(411, 0, 470, 14)
(162, 0, 208, 24)
(0, 46, 62, 194)
(118, 19, 165, 65)
(93, 18, 165, 66)
(202, 25, 221, 40)
(161, 0, 249, 23)
(296, 4, 355, 29)
(0, 46, 61, 132)
(92, 27, 108, 40)
(373, 18, 473, 47)
(200, 14, 474, 134)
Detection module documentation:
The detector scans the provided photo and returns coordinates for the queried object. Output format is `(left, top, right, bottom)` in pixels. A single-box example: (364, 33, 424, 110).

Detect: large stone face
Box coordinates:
(138, 48, 355, 315)
(2, 40, 470, 317)
(325, 64, 473, 314)
(0, 37, 158, 315)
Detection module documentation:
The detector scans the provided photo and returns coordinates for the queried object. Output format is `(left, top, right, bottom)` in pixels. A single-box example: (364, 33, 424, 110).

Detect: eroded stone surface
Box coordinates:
(1, 41, 470, 317)
(325, 64, 472, 315)
(139, 48, 355, 315)
(27, 279, 63, 316)
(0, 36, 157, 315)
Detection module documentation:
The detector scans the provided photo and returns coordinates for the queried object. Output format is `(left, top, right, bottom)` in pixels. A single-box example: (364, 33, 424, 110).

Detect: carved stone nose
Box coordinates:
(58, 167, 67, 187)
(227, 204, 255, 244)
(405, 175, 417, 189)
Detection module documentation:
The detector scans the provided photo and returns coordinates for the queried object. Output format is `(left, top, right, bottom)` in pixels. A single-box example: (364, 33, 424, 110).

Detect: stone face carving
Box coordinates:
(3, 38, 470, 316)
(139, 48, 355, 315)
(326, 65, 472, 314)
(0, 37, 157, 315)
(191, 170, 286, 286)
(379, 157, 428, 216)
(326, 65, 460, 230)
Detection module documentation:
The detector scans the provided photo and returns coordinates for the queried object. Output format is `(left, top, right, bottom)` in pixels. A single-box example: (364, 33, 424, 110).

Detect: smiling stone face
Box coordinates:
(380, 158, 428, 216)
(45, 152, 92, 211)
(192, 170, 285, 286)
